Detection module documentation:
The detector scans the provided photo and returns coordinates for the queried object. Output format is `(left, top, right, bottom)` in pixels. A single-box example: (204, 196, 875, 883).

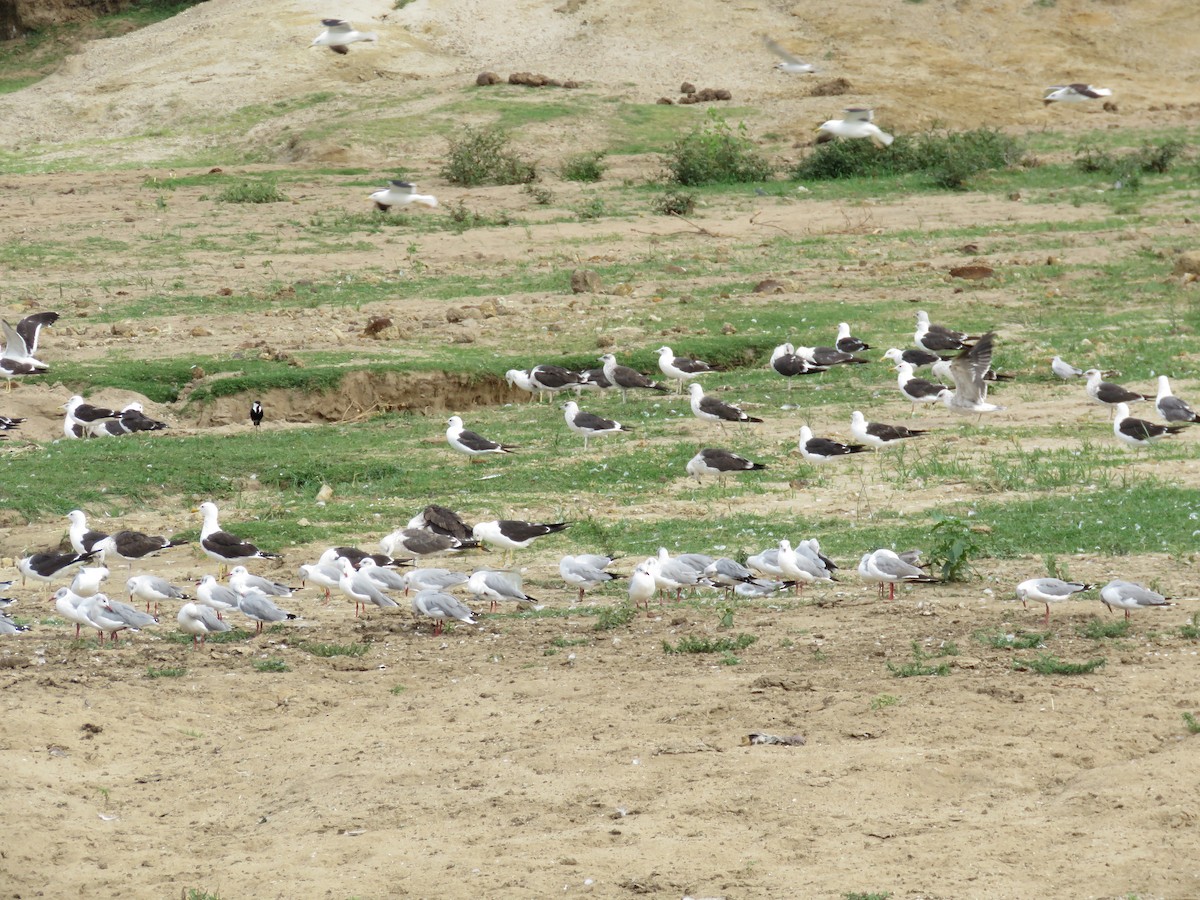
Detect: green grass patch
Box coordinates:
(146, 666, 187, 679)
(560, 150, 607, 182)
(974, 629, 1050, 650)
(216, 180, 288, 203)
(870, 694, 900, 710)
(887, 641, 956, 677)
(594, 603, 636, 631)
(253, 658, 289, 673)
(1183, 713, 1200, 735)
(300, 642, 368, 658)
(1014, 654, 1105, 675)
(165, 628, 252, 645)
(662, 110, 774, 186)
(1075, 618, 1131, 640)
(1178, 613, 1200, 640)
(662, 633, 757, 655)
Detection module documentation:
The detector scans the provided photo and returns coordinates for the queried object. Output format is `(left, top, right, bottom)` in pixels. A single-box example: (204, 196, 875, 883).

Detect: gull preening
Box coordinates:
(312, 18, 378, 55)
(1043, 84, 1112, 105)
(937, 332, 1005, 416)
(369, 180, 438, 212)
(817, 108, 893, 148)
(770, 342, 825, 388)
(764, 37, 815, 74)
(1015, 577, 1094, 624)
(560, 554, 623, 602)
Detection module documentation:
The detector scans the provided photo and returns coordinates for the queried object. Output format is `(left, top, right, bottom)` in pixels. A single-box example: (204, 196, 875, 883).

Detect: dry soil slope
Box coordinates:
(1, 0, 1197, 164)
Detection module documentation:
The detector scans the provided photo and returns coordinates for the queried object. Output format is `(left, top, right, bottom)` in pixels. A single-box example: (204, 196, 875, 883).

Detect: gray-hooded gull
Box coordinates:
(1113, 402, 1185, 448)
(764, 37, 815, 74)
(228, 565, 294, 598)
(411, 590, 476, 635)
(628, 561, 657, 613)
(1155, 376, 1199, 423)
(688, 383, 762, 427)
(369, 180, 437, 212)
(937, 332, 1005, 416)
(1099, 580, 1174, 620)
(298, 560, 343, 602)
(53, 588, 94, 639)
(337, 557, 399, 617)
(861, 549, 938, 600)
(562, 400, 630, 450)
(126, 575, 189, 615)
(559, 554, 622, 601)
(312, 18, 378, 54)
(405, 567, 469, 594)
(1051, 356, 1084, 380)
(1015, 577, 1094, 624)
(235, 589, 298, 634)
(178, 601, 232, 649)
(817, 108, 893, 147)
(1043, 84, 1112, 105)
(446, 415, 515, 461)
(468, 569, 542, 612)
(195, 575, 240, 619)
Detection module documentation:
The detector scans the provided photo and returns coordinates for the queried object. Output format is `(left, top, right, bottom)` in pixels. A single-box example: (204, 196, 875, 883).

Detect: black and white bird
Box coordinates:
(67, 509, 109, 556)
(835, 322, 870, 353)
(1085, 369, 1150, 414)
(410, 590, 476, 634)
(408, 505, 474, 543)
(598, 353, 670, 402)
(312, 18, 378, 54)
(472, 520, 570, 564)
(931, 358, 1013, 386)
(764, 37, 815, 74)
(688, 383, 762, 427)
(1, 319, 48, 390)
(529, 364, 585, 400)
(793, 345, 869, 368)
(504, 369, 537, 401)
(369, 180, 437, 211)
(250, 400, 264, 430)
(562, 401, 630, 450)
(849, 410, 927, 449)
(817, 108, 893, 147)
(94, 529, 187, 568)
(1154, 376, 1200, 424)
(656, 346, 717, 393)
(1099, 580, 1174, 621)
(198, 501, 281, 575)
(770, 343, 825, 389)
(883, 347, 947, 370)
(914, 310, 977, 354)
(446, 415, 516, 461)
(17, 550, 90, 586)
(893, 361, 948, 415)
(798, 425, 868, 463)
(937, 332, 1005, 416)
(1015, 577, 1094, 624)
(1051, 356, 1084, 380)
(63, 396, 119, 434)
(15, 311, 58, 358)
(1043, 84, 1112, 105)
(685, 448, 766, 484)
(119, 403, 168, 433)
(379, 528, 479, 559)
(0, 415, 23, 430)
(1113, 403, 1185, 448)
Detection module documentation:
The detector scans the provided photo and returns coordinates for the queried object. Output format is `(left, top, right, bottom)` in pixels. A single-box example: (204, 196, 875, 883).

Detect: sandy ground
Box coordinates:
(2, 2, 1200, 898)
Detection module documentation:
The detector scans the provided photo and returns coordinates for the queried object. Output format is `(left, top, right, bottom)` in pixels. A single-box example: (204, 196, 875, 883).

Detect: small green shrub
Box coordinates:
(441, 126, 537, 186)
(1179, 612, 1200, 640)
(663, 633, 757, 654)
(253, 658, 289, 673)
(887, 641, 954, 678)
(146, 666, 187, 679)
(301, 642, 367, 658)
(594, 603, 636, 631)
(521, 183, 554, 205)
(870, 694, 900, 710)
(662, 110, 774, 186)
(1076, 618, 1130, 640)
(928, 513, 984, 582)
(560, 150, 606, 182)
(653, 189, 696, 216)
(1014, 654, 1105, 675)
(574, 197, 608, 220)
(217, 180, 287, 203)
(974, 629, 1049, 650)
(1184, 712, 1200, 735)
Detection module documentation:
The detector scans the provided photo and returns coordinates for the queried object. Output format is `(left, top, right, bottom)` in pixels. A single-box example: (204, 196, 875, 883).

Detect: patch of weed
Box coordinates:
(662, 633, 757, 654)
(653, 189, 696, 215)
(301, 642, 368, 658)
(928, 513, 984, 582)
(146, 666, 187, 679)
(561, 150, 607, 182)
(663, 110, 774, 186)
(1014, 654, 1105, 675)
(441, 125, 536, 186)
(870, 694, 900, 710)
(253, 658, 289, 673)
(1178, 612, 1200, 640)
(1183, 712, 1200, 735)
(594, 603, 636, 631)
(1076, 618, 1131, 640)
(974, 629, 1049, 650)
(887, 641, 953, 677)
(217, 180, 287, 203)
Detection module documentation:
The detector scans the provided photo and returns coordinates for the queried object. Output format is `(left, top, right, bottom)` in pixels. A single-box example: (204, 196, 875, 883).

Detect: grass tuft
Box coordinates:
(216, 180, 287, 203)
(301, 642, 368, 658)
(1014, 654, 1105, 675)
(594, 603, 636, 631)
(441, 126, 536, 186)
(1075, 619, 1131, 640)
(870, 694, 900, 710)
(560, 150, 607, 182)
(974, 629, 1050, 650)
(146, 666, 187, 679)
(1178, 612, 1200, 640)
(253, 658, 289, 673)
(662, 633, 757, 655)
(662, 110, 774, 186)
(1183, 712, 1200, 735)
(887, 641, 954, 678)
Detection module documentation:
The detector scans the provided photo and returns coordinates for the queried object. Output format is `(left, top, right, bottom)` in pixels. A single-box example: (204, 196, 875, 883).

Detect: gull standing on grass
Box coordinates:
(1112, 402, 1185, 449)
(893, 360, 947, 416)
(1085, 369, 1150, 415)
(770, 343, 825, 389)
(472, 519, 570, 564)
(937, 332, 1005, 417)
(562, 401, 630, 450)
(914, 310, 977, 354)
(1051, 356, 1084, 380)
(685, 448, 767, 485)
(835, 323, 870, 353)
(1099, 580, 1174, 620)
(1015, 578, 1094, 625)
(446, 415, 516, 462)
(688, 383, 762, 428)
(1154, 376, 1200, 423)
(883, 347, 946, 370)
(797, 425, 868, 464)
(657, 346, 717, 393)
(529, 364, 585, 400)
(598, 353, 670, 402)
(850, 410, 928, 449)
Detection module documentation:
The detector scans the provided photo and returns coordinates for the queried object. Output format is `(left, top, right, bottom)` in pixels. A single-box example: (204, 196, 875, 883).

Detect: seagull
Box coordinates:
(446, 415, 516, 461)
(1085, 369, 1150, 415)
(883, 347, 947, 370)
(250, 400, 264, 430)
(15, 311, 58, 358)
(78, 594, 132, 644)
(764, 37, 815, 74)
(1051, 356, 1084, 380)
(747, 548, 785, 579)
(472, 520, 569, 564)
(1155, 376, 1200, 423)
(312, 18, 378, 55)
(1099, 580, 1174, 620)
(118, 403, 168, 433)
(1043, 84, 1112, 105)
(529, 364, 585, 400)
(817, 108, 893, 147)
(94, 529, 187, 568)
(0, 613, 29, 635)
(0, 415, 24, 430)
(562, 401, 630, 450)
(328, 546, 408, 570)
(0, 318, 48, 391)
(298, 561, 343, 602)
(703, 558, 758, 597)
(228, 566, 294, 598)
(197, 501, 281, 575)
(411, 590, 476, 635)
(357, 558, 408, 592)
(598, 353, 670, 402)
(17, 550, 91, 586)
(1015, 577, 1094, 625)
(835, 322, 870, 353)
(931, 358, 1012, 386)
(379, 527, 478, 558)
(797, 424, 867, 463)
(126, 575, 189, 615)
(505, 369, 537, 401)
(53, 588, 96, 639)
(467, 570, 542, 612)
(863, 549, 939, 601)
(776, 540, 835, 595)
(408, 505, 474, 542)
(405, 568, 470, 594)
(560, 554, 623, 602)
(195, 575, 241, 620)
(1113, 402, 1186, 448)
(369, 180, 437, 211)
(178, 598, 233, 649)
(688, 383, 762, 427)
(337, 558, 399, 617)
(893, 361, 947, 415)
(628, 561, 658, 613)
(657, 346, 717, 393)
(793, 345, 869, 368)
(235, 589, 298, 634)
(70, 565, 110, 597)
(770, 342, 825, 389)
(685, 448, 767, 485)
(914, 310, 977, 353)
(642, 555, 698, 604)
(850, 410, 927, 448)
(937, 332, 1005, 416)
(97, 596, 158, 638)
(62, 396, 118, 433)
